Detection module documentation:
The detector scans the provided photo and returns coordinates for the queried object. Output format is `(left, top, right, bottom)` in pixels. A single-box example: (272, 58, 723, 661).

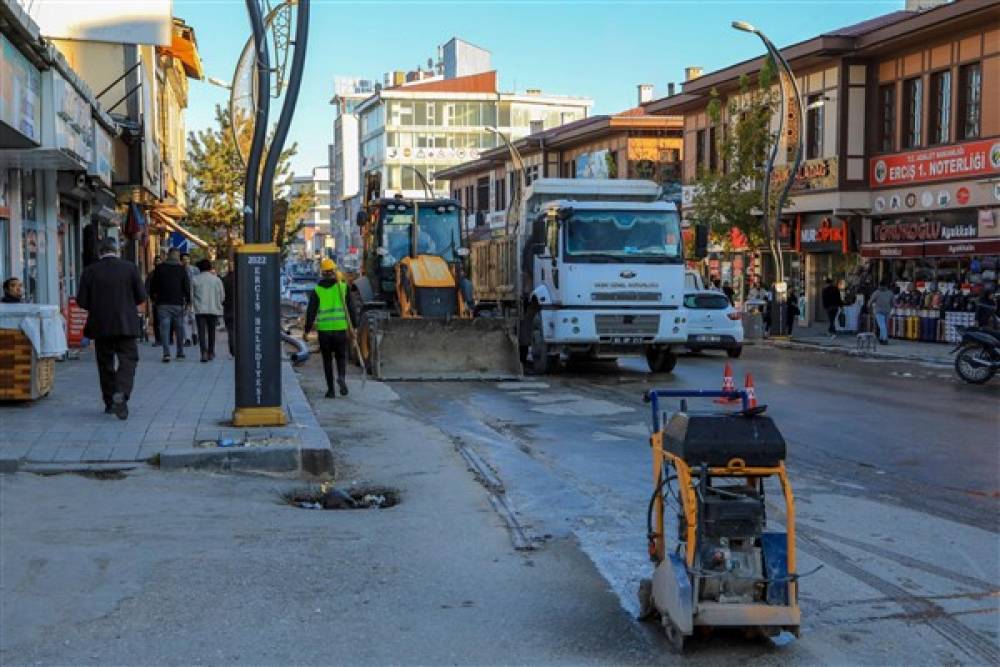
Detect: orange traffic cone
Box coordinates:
(744, 373, 757, 409)
(714, 363, 739, 403)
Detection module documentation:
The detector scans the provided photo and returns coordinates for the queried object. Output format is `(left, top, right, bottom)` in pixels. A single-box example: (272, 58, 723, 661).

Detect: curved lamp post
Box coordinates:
(485, 125, 525, 236)
(732, 20, 804, 336)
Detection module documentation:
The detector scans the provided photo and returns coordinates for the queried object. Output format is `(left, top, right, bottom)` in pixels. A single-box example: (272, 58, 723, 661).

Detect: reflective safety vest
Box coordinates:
(315, 282, 349, 331)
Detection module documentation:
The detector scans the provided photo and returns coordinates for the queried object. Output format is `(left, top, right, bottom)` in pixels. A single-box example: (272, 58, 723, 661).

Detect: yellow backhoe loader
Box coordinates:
(349, 175, 521, 380)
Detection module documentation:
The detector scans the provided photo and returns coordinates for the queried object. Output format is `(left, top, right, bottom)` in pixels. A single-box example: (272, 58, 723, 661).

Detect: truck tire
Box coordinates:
(646, 347, 677, 374)
(529, 313, 559, 375)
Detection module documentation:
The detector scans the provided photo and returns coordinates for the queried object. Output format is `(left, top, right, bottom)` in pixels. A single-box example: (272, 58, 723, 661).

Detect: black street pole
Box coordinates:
(233, 0, 309, 428)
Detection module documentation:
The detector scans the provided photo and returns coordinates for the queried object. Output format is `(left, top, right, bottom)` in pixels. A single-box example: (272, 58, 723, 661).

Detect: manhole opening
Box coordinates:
(281, 485, 399, 510)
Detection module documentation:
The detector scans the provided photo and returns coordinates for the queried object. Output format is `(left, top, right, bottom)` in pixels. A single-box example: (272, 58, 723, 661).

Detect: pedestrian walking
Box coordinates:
(149, 248, 191, 362)
(145, 255, 162, 345)
(786, 289, 800, 336)
(2, 277, 23, 303)
(303, 258, 354, 399)
(869, 282, 894, 344)
(722, 281, 735, 305)
(821, 277, 843, 338)
(76, 237, 146, 419)
(181, 252, 199, 346)
(222, 265, 236, 358)
(191, 259, 225, 362)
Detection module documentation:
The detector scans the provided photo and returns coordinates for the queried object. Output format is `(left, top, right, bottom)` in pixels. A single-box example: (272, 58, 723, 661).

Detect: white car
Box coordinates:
(683, 290, 744, 358)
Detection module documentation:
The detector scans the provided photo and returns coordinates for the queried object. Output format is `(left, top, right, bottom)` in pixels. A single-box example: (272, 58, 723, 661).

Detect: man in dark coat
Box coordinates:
(821, 277, 843, 338)
(148, 248, 191, 362)
(77, 237, 146, 419)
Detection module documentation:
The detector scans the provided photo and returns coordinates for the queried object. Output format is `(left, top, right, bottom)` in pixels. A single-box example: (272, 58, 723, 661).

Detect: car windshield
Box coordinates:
(416, 204, 461, 262)
(564, 210, 682, 263)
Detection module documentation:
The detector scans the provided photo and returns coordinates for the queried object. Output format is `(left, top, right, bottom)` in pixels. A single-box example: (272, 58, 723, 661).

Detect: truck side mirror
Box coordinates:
(356, 211, 368, 227)
(694, 224, 709, 259)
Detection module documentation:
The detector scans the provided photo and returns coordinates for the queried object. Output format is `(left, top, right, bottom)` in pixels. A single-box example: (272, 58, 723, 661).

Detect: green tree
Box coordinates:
(185, 105, 315, 259)
(686, 58, 790, 261)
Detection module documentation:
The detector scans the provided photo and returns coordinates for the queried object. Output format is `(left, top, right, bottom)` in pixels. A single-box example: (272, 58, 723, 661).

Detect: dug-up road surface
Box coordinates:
(384, 344, 999, 665)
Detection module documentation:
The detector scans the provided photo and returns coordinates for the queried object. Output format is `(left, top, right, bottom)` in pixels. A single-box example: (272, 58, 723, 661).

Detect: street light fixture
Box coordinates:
(731, 19, 804, 336)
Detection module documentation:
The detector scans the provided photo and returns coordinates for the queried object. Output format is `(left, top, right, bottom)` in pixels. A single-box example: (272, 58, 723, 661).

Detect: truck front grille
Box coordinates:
(591, 292, 662, 302)
(594, 314, 660, 335)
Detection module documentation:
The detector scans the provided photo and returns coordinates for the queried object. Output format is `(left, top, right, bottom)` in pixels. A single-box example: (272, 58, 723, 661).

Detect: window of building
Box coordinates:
(495, 177, 506, 212)
(476, 177, 490, 212)
(929, 70, 951, 145)
(878, 84, 895, 152)
(958, 62, 981, 140)
(695, 129, 706, 171)
(708, 126, 719, 171)
(498, 102, 511, 127)
(902, 77, 922, 149)
(806, 94, 824, 159)
(465, 185, 474, 212)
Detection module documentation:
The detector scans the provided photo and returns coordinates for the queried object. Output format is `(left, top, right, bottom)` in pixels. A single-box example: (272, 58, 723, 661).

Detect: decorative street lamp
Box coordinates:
(732, 20, 804, 336)
(231, 0, 310, 427)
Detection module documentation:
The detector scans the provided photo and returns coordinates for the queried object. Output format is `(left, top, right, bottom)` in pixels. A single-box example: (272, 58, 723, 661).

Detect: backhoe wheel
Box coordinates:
(646, 347, 677, 374)
(529, 312, 559, 375)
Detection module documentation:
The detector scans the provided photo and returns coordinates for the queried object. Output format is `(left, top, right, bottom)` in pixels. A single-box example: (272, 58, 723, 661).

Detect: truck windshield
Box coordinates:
(564, 210, 682, 263)
(416, 204, 461, 262)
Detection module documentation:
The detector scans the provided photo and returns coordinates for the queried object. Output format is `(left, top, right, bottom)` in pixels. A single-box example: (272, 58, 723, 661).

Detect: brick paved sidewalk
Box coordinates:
(784, 324, 953, 364)
(0, 333, 330, 472)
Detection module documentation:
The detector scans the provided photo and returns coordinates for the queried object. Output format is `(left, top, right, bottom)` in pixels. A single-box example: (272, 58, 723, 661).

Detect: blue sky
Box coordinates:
(176, 0, 903, 176)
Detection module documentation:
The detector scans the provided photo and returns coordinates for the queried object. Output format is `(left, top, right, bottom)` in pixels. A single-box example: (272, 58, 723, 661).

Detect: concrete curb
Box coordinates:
(0, 457, 19, 474)
(761, 338, 952, 366)
(157, 363, 333, 476)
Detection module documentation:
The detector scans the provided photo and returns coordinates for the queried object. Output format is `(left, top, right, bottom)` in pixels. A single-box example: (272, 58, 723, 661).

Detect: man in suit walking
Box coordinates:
(77, 237, 146, 420)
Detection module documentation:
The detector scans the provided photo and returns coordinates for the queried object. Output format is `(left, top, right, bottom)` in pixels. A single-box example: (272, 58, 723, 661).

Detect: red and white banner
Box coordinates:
(870, 139, 1000, 189)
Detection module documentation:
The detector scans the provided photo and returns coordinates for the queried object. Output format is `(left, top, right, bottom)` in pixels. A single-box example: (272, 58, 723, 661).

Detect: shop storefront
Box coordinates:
(794, 213, 862, 327)
(861, 209, 1000, 342)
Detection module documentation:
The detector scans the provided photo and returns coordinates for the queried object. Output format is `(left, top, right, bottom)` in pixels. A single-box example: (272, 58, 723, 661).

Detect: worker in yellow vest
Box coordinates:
(304, 258, 354, 398)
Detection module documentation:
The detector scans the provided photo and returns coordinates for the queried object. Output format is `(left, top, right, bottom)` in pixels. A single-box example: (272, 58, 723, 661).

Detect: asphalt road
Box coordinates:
(389, 344, 1000, 664)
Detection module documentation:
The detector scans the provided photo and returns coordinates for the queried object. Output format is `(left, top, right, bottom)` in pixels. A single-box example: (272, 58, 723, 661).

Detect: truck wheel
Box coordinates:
(646, 347, 677, 374)
(530, 313, 558, 375)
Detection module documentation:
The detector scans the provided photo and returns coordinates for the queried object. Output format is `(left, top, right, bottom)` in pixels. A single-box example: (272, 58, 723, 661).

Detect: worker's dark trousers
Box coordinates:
(317, 330, 348, 390)
(94, 336, 139, 408)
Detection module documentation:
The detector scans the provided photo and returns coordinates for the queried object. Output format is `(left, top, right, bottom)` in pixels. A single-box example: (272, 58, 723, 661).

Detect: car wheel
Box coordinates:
(727, 346, 743, 359)
(646, 347, 677, 373)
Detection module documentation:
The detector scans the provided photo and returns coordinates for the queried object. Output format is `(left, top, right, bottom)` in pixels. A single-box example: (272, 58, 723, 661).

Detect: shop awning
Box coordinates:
(157, 21, 203, 80)
(150, 210, 209, 249)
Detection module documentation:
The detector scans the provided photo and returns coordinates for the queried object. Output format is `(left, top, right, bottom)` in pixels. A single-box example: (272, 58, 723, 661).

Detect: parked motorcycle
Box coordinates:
(952, 325, 1000, 384)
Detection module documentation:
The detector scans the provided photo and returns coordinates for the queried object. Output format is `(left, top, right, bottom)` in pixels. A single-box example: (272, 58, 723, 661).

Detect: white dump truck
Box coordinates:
(471, 178, 688, 374)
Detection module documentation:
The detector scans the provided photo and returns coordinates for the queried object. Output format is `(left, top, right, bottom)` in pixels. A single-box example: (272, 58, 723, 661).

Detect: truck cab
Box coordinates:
(524, 198, 687, 373)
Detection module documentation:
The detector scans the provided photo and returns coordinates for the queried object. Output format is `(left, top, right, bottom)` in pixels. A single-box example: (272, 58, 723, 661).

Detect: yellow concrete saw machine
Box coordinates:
(638, 388, 801, 652)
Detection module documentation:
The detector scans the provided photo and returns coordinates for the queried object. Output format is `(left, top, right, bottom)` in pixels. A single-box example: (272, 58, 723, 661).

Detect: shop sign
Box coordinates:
(860, 243, 923, 259)
(772, 157, 838, 193)
(54, 75, 94, 164)
(0, 35, 41, 144)
(576, 149, 616, 179)
(627, 138, 680, 162)
(923, 239, 1000, 257)
(89, 124, 113, 186)
(797, 215, 845, 252)
(870, 139, 1000, 189)
(872, 219, 978, 242)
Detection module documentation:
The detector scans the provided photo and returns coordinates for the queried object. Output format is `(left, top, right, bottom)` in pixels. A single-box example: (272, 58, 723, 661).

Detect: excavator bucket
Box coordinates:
(363, 314, 522, 381)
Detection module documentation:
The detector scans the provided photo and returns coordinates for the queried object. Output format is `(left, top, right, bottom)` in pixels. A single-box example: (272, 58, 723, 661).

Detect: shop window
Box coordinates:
(695, 129, 706, 171)
(0, 217, 9, 283)
(957, 62, 981, 140)
(902, 77, 922, 149)
(495, 177, 506, 212)
(929, 70, 951, 145)
(806, 94, 824, 159)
